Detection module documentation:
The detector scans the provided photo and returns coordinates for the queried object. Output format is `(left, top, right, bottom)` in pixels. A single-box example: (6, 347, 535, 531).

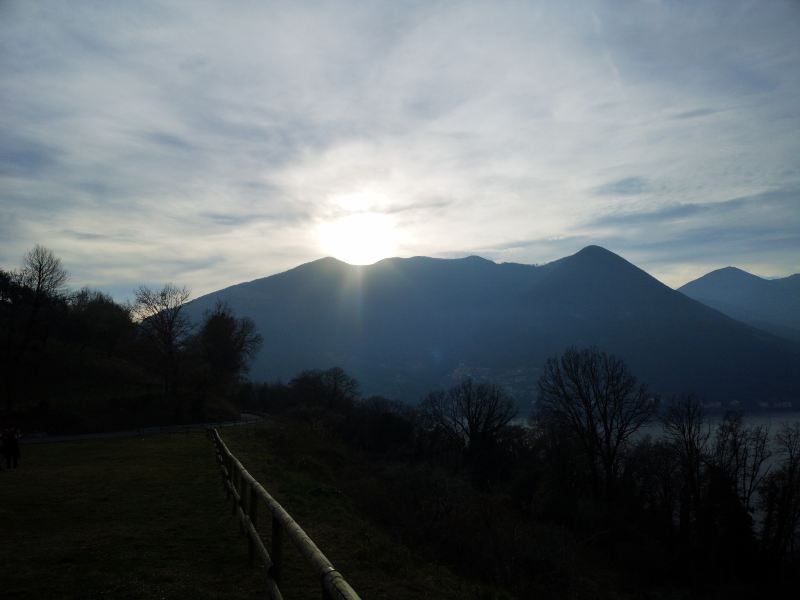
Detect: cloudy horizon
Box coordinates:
(2, 0, 798, 302)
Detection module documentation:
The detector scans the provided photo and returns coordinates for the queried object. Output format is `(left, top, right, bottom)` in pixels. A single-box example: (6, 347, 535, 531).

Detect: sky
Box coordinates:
(1, 0, 799, 301)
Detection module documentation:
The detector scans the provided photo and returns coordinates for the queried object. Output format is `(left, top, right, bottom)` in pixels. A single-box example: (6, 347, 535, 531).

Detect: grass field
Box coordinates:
(1, 422, 504, 599)
(0, 430, 266, 599)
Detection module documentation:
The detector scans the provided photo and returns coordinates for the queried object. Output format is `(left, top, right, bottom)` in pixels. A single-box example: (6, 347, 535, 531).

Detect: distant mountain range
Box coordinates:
(184, 246, 800, 409)
(680, 267, 800, 341)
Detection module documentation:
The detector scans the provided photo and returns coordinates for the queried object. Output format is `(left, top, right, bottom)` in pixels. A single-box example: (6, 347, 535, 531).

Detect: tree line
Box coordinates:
(239, 352, 800, 597)
(1, 245, 261, 432)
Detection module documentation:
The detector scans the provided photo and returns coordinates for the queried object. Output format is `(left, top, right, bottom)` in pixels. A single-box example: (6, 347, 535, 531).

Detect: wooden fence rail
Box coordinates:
(208, 428, 362, 600)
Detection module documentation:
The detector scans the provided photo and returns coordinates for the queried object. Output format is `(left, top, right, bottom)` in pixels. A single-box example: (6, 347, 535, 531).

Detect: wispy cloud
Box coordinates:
(588, 189, 798, 228)
(593, 177, 651, 196)
(1, 0, 798, 298)
(671, 107, 724, 120)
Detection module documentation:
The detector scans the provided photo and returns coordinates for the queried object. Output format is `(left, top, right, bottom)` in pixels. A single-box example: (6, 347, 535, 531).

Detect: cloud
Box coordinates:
(0, 0, 798, 298)
(384, 199, 453, 215)
(0, 133, 61, 175)
(671, 107, 724, 120)
(593, 176, 651, 196)
(199, 207, 311, 227)
(141, 131, 195, 152)
(62, 230, 114, 241)
(588, 189, 798, 228)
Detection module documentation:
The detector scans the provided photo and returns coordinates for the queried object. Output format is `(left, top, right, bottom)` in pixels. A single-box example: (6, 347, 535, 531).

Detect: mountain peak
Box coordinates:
(560, 245, 632, 270)
(570, 245, 625, 263)
(535, 244, 670, 304)
(681, 266, 764, 290)
(712, 266, 761, 279)
(577, 244, 614, 255)
(318, 256, 348, 265)
(286, 256, 352, 276)
(462, 255, 494, 264)
(304, 256, 350, 268)
(679, 265, 800, 340)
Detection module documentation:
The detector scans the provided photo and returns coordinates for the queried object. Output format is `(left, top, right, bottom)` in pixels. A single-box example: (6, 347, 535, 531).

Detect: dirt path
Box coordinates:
(20, 413, 263, 444)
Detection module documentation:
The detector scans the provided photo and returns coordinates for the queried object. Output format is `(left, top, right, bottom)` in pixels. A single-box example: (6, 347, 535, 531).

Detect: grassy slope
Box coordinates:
(222, 420, 511, 600)
(1, 423, 503, 600)
(0, 431, 266, 599)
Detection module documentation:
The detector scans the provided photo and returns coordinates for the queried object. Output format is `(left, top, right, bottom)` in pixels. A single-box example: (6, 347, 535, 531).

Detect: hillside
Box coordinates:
(679, 267, 800, 340)
(185, 246, 800, 408)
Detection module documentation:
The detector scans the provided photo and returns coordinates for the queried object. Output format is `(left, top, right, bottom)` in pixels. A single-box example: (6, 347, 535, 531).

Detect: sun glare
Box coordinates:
(318, 213, 399, 265)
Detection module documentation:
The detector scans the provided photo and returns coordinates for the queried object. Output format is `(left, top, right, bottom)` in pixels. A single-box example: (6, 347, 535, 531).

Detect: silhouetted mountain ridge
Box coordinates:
(680, 266, 800, 341)
(185, 247, 800, 408)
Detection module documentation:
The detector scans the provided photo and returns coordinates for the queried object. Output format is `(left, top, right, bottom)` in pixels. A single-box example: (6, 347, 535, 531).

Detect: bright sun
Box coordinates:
(318, 213, 399, 265)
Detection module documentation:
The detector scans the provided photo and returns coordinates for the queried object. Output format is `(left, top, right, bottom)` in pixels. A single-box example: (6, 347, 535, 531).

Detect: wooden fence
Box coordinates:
(208, 428, 361, 600)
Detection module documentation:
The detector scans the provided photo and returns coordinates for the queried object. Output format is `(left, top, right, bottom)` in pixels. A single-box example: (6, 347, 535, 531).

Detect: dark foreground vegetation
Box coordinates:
(238, 359, 800, 598)
(1, 245, 260, 433)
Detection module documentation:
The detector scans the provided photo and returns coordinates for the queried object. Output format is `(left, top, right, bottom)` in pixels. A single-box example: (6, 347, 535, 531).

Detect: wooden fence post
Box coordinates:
(231, 466, 239, 516)
(239, 478, 248, 533)
(248, 486, 259, 567)
(225, 453, 232, 498)
(271, 515, 283, 585)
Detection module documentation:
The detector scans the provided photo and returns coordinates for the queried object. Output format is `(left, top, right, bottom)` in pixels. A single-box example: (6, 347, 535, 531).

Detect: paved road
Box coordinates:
(20, 413, 263, 444)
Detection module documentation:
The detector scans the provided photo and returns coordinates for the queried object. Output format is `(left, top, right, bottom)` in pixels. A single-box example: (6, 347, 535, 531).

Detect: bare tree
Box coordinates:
(536, 347, 657, 496)
(777, 423, 800, 466)
(18, 244, 68, 302)
(662, 395, 712, 538)
(15, 244, 69, 341)
(714, 411, 771, 512)
(421, 378, 517, 455)
(131, 284, 192, 400)
(759, 423, 800, 563)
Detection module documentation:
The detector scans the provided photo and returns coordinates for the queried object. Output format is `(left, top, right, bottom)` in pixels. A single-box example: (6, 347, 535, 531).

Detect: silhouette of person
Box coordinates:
(1, 427, 20, 469)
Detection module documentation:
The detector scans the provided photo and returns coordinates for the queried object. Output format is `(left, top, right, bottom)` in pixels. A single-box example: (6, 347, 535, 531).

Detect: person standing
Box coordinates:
(1, 426, 20, 469)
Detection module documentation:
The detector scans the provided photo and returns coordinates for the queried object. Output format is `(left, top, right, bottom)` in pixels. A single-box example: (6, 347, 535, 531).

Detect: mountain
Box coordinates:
(184, 246, 800, 409)
(679, 267, 800, 341)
